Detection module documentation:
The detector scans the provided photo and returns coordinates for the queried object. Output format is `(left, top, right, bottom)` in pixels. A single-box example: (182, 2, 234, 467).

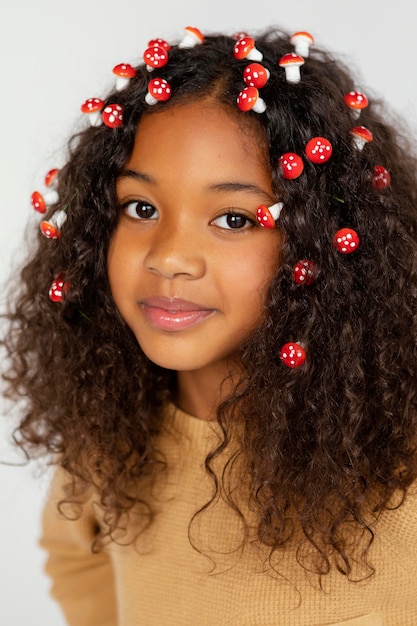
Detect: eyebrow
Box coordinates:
(117, 169, 274, 201)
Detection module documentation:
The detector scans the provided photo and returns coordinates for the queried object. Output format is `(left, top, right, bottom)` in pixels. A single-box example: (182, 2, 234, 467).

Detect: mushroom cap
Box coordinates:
(101, 104, 124, 128)
(40, 220, 61, 239)
(236, 86, 264, 113)
(279, 52, 305, 68)
(44, 168, 59, 188)
(279, 342, 306, 368)
(243, 63, 270, 88)
(333, 227, 360, 254)
(147, 78, 172, 103)
(350, 125, 373, 143)
(305, 137, 333, 164)
(280, 153, 304, 179)
(49, 272, 69, 303)
(81, 97, 105, 114)
(143, 45, 169, 69)
(372, 165, 391, 190)
(112, 63, 137, 79)
(232, 31, 249, 41)
(292, 259, 317, 286)
(256, 205, 275, 228)
(290, 31, 314, 44)
(233, 37, 256, 60)
(31, 191, 47, 214)
(344, 91, 369, 110)
(147, 38, 171, 51)
(183, 26, 204, 42)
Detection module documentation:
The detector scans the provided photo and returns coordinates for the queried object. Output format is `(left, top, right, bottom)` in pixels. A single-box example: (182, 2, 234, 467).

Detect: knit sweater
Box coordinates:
(40, 404, 417, 626)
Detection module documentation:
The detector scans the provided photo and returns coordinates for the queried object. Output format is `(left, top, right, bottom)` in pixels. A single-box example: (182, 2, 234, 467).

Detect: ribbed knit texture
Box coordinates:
(41, 405, 417, 625)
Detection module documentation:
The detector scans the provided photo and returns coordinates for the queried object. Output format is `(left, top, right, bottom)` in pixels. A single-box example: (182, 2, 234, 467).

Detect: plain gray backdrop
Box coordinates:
(1, 1, 416, 624)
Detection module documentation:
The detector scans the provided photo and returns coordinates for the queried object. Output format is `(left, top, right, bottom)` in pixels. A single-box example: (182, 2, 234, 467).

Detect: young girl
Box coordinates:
(3, 26, 417, 626)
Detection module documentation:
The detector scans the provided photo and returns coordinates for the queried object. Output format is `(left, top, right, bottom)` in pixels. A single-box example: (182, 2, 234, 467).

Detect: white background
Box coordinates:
(0, 1, 416, 624)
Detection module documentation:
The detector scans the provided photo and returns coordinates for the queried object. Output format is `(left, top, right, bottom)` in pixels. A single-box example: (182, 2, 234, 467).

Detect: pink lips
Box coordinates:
(140, 297, 215, 331)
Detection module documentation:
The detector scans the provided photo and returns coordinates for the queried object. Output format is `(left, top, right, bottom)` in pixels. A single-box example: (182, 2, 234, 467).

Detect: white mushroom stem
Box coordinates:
(88, 111, 103, 127)
(43, 189, 59, 205)
(145, 92, 158, 105)
(268, 202, 284, 220)
(116, 76, 131, 91)
(252, 96, 266, 114)
(284, 65, 302, 84)
(293, 39, 311, 57)
(51, 210, 68, 229)
(179, 33, 200, 48)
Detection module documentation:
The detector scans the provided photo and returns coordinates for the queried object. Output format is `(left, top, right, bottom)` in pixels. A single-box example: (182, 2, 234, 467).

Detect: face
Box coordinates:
(108, 99, 281, 380)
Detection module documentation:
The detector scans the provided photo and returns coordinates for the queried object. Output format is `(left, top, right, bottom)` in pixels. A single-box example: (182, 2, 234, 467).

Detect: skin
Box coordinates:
(107, 98, 281, 420)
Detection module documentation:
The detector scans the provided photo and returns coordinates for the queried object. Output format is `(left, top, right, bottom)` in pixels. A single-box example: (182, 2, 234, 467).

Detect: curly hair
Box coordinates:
(3, 28, 417, 577)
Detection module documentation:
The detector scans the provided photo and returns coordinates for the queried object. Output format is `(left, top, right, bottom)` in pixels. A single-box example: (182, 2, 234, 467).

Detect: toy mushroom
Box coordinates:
(333, 227, 360, 254)
(344, 91, 369, 119)
(350, 125, 373, 151)
(112, 63, 137, 91)
(290, 31, 314, 57)
(243, 63, 270, 89)
(233, 37, 263, 62)
(305, 137, 333, 163)
(44, 168, 59, 188)
(31, 190, 58, 214)
(236, 87, 266, 114)
(178, 26, 204, 48)
(292, 260, 317, 286)
(49, 272, 70, 303)
(280, 153, 304, 179)
(148, 38, 171, 51)
(40, 209, 68, 240)
(279, 53, 305, 84)
(145, 78, 172, 105)
(372, 165, 391, 190)
(143, 45, 169, 71)
(101, 104, 124, 128)
(279, 342, 307, 368)
(80, 97, 105, 126)
(256, 202, 284, 228)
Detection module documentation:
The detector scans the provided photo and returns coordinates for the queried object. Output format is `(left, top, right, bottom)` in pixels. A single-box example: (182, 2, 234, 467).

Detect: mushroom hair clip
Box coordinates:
(256, 202, 284, 228)
(30, 168, 60, 214)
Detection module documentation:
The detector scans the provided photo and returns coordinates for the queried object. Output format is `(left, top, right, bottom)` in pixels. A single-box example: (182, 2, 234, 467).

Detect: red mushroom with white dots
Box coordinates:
(280, 342, 307, 368)
(145, 78, 172, 105)
(333, 227, 360, 254)
(81, 97, 105, 126)
(350, 125, 373, 151)
(44, 168, 59, 188)
(234, 37, 263, 62)
(148, 38, 171, 51)
(280, 153, 304, 179)
(256, 202, 284, 228)
(305, 137, 333, 164)
(178, 26, 204, 48)
(290, 31, 314, 57)
(243, 63, 270, 89)
(112, 63, 137, 91)
(101, 104, 124, 128)
(292, 260, 317, 285)
(344, 91, 369, 119)
(40, 209, 68, 240)
(143, 45, 169, 72)
(279, 53, 305, 84)
(237, 86, 266, 114)
(372, 165, 391, 190)
(49, 272, 70, 303)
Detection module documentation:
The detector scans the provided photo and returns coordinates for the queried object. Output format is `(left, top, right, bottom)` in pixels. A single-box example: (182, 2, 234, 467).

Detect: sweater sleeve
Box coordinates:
(39, 467, 118, 626)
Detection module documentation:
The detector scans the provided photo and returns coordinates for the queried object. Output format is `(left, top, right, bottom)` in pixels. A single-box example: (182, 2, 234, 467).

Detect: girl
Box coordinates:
(3, 26, 417, 626)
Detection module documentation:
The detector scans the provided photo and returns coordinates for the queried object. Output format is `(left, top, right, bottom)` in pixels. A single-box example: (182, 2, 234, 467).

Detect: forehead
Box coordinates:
(126, 99, 270, 177)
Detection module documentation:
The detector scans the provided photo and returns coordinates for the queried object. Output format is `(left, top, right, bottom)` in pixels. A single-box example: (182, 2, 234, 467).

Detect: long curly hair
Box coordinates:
(3, 28, 417, 577)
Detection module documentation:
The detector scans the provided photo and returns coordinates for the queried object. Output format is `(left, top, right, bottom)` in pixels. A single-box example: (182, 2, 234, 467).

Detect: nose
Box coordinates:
(144, 218, 206, 280)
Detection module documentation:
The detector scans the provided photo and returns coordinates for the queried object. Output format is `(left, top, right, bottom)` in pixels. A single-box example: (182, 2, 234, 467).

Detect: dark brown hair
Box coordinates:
(3, 28, 417, 577)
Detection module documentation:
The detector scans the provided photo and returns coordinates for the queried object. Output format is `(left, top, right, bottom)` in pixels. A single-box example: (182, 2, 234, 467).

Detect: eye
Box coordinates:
(213, 212, 255, 230)
(124, 201, 158, 220)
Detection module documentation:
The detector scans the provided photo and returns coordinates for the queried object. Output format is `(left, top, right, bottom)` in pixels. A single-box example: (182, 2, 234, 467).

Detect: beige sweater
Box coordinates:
(40, 405, 417, 626)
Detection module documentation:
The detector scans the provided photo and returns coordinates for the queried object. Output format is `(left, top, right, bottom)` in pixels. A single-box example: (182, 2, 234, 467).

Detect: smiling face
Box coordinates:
(107, 98, 281, 392)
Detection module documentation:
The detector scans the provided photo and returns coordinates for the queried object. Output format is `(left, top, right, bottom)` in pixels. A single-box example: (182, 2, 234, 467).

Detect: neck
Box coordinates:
(175, 363, 238, 421)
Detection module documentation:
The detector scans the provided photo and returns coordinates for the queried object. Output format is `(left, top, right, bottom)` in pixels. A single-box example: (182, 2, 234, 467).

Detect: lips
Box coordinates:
(140, 297, 215, 331)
